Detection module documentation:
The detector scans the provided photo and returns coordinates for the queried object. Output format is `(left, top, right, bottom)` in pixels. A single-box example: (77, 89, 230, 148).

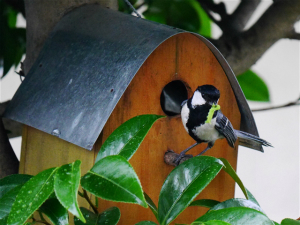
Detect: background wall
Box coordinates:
(0, 0, 299, 223)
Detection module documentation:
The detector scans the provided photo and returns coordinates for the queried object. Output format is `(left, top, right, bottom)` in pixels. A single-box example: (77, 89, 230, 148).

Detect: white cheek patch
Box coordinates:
(191, 91, 205, 107)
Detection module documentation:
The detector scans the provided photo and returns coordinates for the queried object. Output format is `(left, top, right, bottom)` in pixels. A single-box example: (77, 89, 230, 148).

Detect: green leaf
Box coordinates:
(158, 156, 224, 225)
(0, 174, 32, 198)
(54, 160, 85, 222)
(237, 70, 270, 102)
(144, 0, 202, 33)
(0, 175, 32, 219)
(82, 155, 147, 208)
(195, 207, 274, 225)
(191, 221, 231, 225)
(135, 221, 158, 225)
(74, 207, 120, 225)
(0, 216, 7, 225)
(96, 115, 164, 162)
(189, 199, 220, 208)
(189, 0, 211, 36)
(218, 158, 248, 199)
(39, 198, 69, 225)
(144, 192, 158, 220)
(0, 174, 32, 219)
(245, 188, 260, 206)
(210, 198, 264, 214)
(8, 167, 58, 225)
(273, 222, 280, 225)
(281, 218, 300, 225)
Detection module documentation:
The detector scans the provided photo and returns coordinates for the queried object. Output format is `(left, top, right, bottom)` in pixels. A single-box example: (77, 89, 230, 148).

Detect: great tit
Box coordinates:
(174, 84, 272, 165)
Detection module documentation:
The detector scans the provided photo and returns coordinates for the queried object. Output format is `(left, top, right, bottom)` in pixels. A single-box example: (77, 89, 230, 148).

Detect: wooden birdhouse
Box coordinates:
(4, 5, 260, 225)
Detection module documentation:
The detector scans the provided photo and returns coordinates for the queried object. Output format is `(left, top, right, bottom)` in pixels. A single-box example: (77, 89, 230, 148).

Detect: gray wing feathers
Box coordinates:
(215, 111, 237, 147)
(235, 130, 273, 147)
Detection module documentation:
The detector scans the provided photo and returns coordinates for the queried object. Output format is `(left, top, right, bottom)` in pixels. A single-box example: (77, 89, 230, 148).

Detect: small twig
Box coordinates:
(252, 99, 300, 112)
(82, 189, 99, 214)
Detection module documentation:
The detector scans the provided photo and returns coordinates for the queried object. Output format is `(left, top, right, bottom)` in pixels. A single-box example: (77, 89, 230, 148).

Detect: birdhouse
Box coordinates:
(4, 4, 260, 225)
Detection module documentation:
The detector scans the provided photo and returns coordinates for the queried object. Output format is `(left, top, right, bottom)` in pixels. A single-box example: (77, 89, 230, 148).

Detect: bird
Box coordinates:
(174, 84, 272, 165)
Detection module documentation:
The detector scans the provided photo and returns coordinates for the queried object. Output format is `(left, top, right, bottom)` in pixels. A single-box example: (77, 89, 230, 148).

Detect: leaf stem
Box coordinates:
(82, 189, 99, 214)
(32, 216, 51, 225)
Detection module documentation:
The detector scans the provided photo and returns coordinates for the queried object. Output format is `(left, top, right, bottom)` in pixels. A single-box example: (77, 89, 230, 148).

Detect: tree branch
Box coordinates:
(212, 0, 300, 75)
(287, 29, 300, 40)
(0, 101, 22, 138)
(252, 98, 300, 112)
(0, 118, 19, 178)
(222, 0, 261, 36)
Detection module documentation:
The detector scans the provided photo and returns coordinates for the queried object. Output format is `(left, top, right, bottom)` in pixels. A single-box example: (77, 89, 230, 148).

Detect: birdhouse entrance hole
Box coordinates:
(160, 80, 188, 116)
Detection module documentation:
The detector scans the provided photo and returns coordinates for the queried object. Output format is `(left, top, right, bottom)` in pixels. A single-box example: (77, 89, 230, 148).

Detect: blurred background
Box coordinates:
(0, 0, 299, 222)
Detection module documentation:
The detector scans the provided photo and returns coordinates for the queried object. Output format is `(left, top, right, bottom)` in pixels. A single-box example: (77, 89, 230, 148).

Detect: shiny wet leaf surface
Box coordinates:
(158, 156, 224, 225)
(54, 160, 85, 222)
(81, 155, 147, 208)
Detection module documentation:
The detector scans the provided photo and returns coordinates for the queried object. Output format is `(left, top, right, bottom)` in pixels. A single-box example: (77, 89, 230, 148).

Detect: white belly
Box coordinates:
(192, 117, 220, 142)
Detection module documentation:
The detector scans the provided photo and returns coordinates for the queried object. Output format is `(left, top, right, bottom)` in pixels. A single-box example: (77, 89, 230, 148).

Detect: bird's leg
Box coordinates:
(196, 142, 214, 156)
(174, 142, 199, 165)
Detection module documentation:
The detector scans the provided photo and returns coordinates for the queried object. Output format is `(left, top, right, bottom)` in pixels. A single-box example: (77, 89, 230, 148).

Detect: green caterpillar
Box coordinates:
(205, 104, 221, 124)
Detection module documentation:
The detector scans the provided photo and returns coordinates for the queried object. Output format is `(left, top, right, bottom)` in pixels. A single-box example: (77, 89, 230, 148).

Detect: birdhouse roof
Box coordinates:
(4, 5, 259, 150)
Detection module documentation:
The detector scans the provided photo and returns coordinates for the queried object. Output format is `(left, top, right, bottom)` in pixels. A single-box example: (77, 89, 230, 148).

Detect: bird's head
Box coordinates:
(191, 85, 220, 107)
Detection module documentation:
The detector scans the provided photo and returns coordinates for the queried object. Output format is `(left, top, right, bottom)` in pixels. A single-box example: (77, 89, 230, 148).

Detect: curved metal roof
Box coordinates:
(4, 4, 259, 150)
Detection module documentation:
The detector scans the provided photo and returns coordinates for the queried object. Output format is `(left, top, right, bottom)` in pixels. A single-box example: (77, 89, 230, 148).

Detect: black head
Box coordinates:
(191, 85, 220, 106)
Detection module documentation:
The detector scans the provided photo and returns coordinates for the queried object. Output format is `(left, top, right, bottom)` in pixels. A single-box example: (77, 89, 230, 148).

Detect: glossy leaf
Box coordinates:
(136, 221, 158, 225)
(0, 216, 7, 225)
(82, 155, 147, 207)
(0, 174, 32, 198)
(0, 185, 23, 219)
(0, 175, 32, 219)
(144, 192, 158, 220)
(54, 160, 85, 222)
(191, 221, 231, 225)
(246, 188, 260, 206)
(237, 70, 270, 102)
(96, 115, 164, 162)
(74, 207, 120, 225)
(219, 158, 248, 199)
(189, 199, 220, 208)
(39, 198, 69, 225)
(195, 207, 274, 225)
(8, 167, 58, 225)
(281, 218, 300, 225)
(158, 156, 224, 225)
(210, 198, 264, 214)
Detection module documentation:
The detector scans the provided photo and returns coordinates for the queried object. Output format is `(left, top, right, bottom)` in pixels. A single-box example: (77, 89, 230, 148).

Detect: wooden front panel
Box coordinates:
(96, 33, 241, 224)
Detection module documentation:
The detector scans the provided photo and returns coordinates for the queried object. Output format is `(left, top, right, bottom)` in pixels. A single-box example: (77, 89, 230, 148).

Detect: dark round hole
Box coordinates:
(110, 88, 114, 92)
(160, 80, 188, 116)
(39, 64, 42, 67)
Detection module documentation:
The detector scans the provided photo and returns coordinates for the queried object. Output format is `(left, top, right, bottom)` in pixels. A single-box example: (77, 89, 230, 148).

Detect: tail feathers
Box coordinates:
(234, 130, 273, 152)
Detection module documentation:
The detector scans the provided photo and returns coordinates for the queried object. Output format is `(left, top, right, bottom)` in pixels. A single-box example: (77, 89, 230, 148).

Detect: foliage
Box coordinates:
(0, 114, 296, 224)
(237, 70, 270, 102)
(0, 1, 26, 78)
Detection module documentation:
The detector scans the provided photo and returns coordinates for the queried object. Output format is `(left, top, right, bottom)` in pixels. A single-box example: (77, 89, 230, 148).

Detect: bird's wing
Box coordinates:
(215, 111, 237, 147)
